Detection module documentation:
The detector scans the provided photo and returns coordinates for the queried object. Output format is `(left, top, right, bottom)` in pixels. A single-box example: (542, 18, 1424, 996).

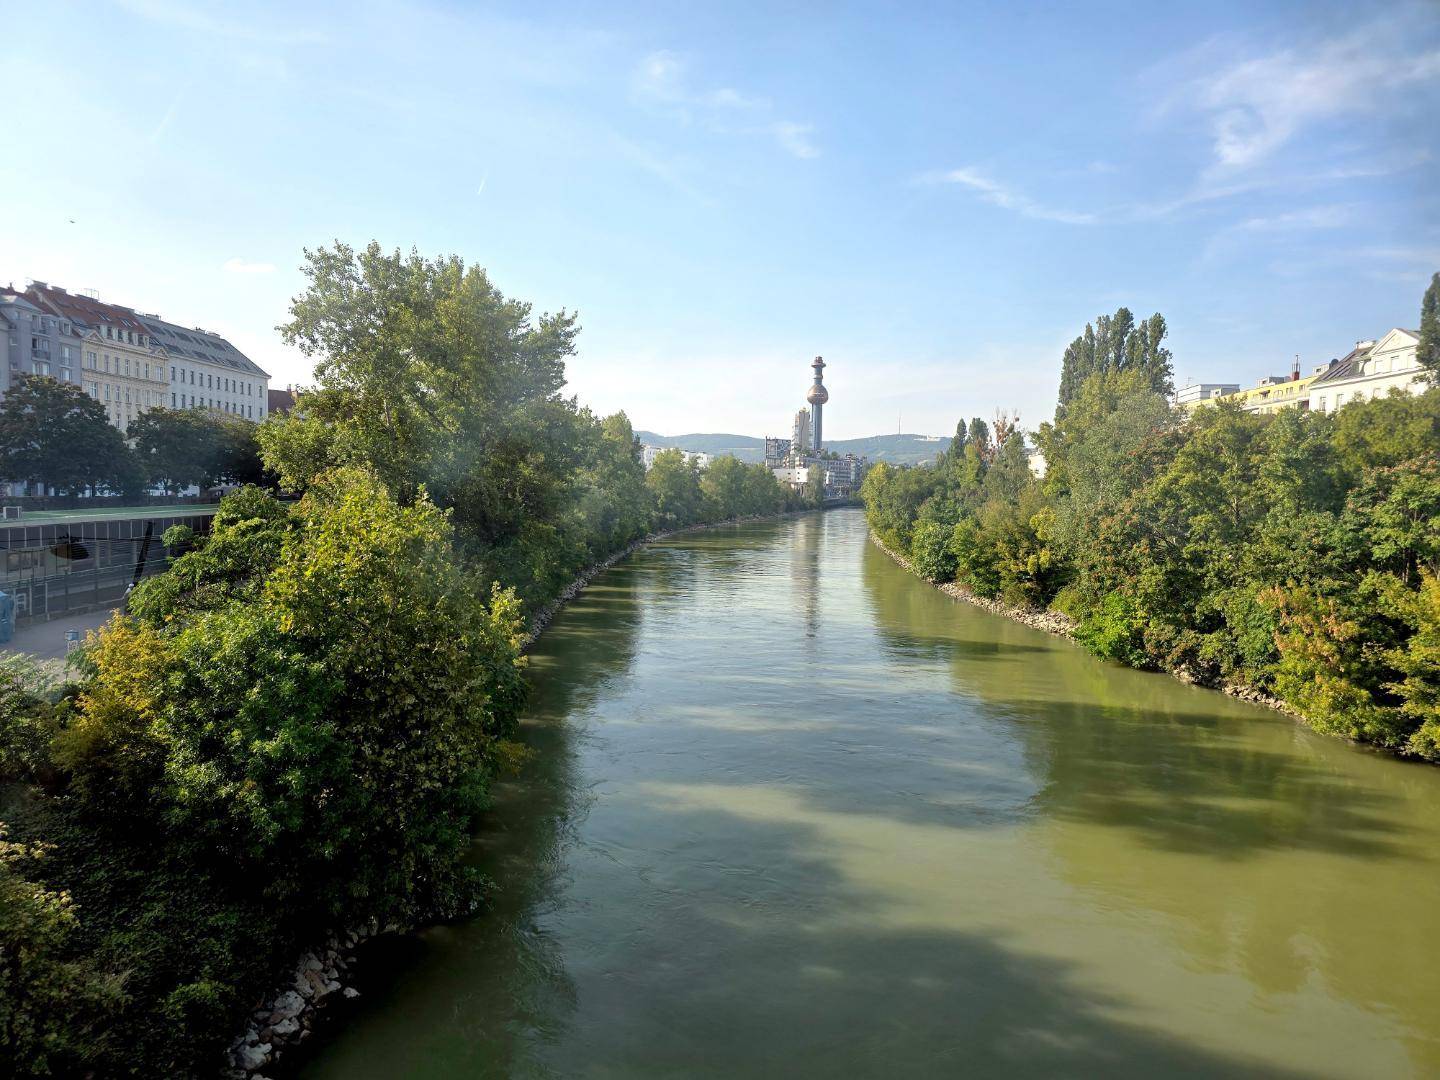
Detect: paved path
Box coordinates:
(3, 607, 117, 663)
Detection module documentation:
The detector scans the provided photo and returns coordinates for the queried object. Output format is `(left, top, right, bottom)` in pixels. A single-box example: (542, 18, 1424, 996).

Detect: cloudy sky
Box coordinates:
(1, 0, 1437, 439)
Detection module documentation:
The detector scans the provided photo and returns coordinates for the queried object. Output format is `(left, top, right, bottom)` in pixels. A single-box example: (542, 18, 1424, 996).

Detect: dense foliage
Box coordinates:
(129, 408, 268, 493)
(0, 243, 812, 1077)
(0, 376, 141, 496)
(864, 299, 1440, 762)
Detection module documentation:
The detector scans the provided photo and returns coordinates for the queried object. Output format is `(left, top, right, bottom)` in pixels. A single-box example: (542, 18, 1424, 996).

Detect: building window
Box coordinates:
(171, 365, 176, 381)
(172, 392, 177, 407)
(87, 351, 96, 367)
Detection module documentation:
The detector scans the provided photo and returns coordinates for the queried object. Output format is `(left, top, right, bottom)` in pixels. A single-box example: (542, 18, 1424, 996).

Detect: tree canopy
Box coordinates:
(0, 377, 136, 495)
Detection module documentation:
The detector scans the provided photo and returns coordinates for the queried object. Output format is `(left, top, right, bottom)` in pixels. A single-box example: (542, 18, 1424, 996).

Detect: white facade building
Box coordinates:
(1174, 382, 1240, 411)
(141, 316, 269, 421)
(642, 445, 711, 470)
(1308, 329, 1427, 415)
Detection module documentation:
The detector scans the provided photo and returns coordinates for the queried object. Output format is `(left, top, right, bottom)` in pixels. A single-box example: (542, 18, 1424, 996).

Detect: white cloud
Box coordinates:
(771, 121, 819, 160)
(630, 51, 819, 159)
(927, 167, 1097, 225)
(1167, 21, 1440, 171)
(223, 257, 276, 275)
(1234, 204, 1353, 231)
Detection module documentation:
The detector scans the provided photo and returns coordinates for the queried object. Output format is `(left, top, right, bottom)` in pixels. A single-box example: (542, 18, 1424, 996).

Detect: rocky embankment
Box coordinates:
(868, 530, 1307, 723)
(224, 922, 388, 1078)
(868, 532, 1076, 637)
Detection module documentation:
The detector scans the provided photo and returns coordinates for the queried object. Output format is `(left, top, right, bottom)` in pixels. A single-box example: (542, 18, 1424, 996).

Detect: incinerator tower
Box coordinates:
(807, 355, 829, 453)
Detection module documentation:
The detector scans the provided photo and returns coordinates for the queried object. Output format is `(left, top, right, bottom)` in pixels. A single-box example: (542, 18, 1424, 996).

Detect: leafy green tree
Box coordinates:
(966, 417, 991, 461)
(569, 411, 651, 553)
(210, 416, 267, 487)
(1418, 271, 1440, 383)
(1056, 308, 1173, 412)
(646, 448, 702, 528)
(700, 455, 751, 520)
(129, 408, 215, 493)
(1387, 572, 1440, 759)
(0, 376, 135, 495)
(1330, 387, 1440, 475)
(1342, 457, 1440, 587)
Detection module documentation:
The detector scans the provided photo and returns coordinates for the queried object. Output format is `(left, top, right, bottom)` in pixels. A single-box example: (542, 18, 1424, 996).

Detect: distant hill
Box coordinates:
(636, 431, 950, 467)
(636, 432, 766, 462)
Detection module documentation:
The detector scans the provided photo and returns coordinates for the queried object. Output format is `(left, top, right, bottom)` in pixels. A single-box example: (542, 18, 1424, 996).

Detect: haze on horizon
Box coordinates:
(1, 0, 1437, 440)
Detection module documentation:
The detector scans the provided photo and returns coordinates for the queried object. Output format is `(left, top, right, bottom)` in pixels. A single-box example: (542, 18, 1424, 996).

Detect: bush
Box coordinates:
(0, 831, 124, 1078)
(1073, 592, 1149, 668)
(910, 520, 956, 582)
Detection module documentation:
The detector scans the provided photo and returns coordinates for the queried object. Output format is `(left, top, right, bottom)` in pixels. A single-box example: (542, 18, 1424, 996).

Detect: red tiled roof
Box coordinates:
(25, 283, 150, 336)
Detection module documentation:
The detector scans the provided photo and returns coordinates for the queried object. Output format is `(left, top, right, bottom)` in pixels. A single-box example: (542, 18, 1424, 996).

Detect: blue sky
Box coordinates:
(1, 0, 1437, 439)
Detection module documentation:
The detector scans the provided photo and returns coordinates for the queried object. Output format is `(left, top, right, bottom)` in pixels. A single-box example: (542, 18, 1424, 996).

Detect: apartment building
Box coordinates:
(1308, 329, 1426, 415)
(0, 288, 81, 392)
(14, 282, 270, 431)
(27, 283, 168, 433)
(141, 315, 269, 421)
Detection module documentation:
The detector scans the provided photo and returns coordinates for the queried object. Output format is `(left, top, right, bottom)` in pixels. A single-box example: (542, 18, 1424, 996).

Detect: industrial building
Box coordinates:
(764, 355, 865, 499)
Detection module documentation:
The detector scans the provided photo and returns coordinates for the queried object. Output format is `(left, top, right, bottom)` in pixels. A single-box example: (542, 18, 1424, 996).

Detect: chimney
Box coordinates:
(1291, 354, 1300, 381)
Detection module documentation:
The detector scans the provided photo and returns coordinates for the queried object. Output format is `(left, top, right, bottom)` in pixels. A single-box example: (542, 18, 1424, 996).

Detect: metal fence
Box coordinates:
(0, 511, 215, 624)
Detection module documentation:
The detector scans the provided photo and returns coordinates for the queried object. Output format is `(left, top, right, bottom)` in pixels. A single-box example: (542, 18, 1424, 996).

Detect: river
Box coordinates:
(301, 509, 1440, 1078)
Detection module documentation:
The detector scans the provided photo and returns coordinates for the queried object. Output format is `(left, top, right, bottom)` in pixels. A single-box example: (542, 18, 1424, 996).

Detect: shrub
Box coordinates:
(910, 520, 956, 582)
(1073, 592, 1149, 668)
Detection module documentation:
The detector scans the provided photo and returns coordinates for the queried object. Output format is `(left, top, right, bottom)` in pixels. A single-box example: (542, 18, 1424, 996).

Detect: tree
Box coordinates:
(210, 417, 267, 487)
(966, 417, 991, 461)
(129, 408, 215, 493)
(264, 242, 601, 609)
(0, 376, 135, 495)
(1057, 308, 1173, 413)
(1418, 272, 1440, 383)
(37, 472, 530, 1076)
(646, 448, 702, 528)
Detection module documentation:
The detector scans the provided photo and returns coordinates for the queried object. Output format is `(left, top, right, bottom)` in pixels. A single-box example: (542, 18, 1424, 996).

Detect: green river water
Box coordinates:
(301, 509, 1440, 1078)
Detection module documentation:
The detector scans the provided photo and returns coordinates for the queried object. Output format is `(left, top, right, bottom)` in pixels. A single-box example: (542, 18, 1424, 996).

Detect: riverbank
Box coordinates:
(867, 530, 1315, 730)
(225, 507, 828, 1079)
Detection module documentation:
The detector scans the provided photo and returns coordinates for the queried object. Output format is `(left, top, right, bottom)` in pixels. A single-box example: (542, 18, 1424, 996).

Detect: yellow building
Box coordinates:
(28, 283, 168, 433)
(1203, 374, 1318, 415)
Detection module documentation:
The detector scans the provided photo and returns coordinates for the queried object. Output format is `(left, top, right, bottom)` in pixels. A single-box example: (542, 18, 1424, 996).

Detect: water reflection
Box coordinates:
(302, 510, 1440, 1079)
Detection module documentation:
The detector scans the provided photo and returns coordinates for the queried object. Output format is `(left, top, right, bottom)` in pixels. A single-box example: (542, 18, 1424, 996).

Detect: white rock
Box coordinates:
(270, 990, 305, 1021)
(342, 987, 361, 999)
(272, 1017, 300, 1037)
(235, 1042, 271, 1071)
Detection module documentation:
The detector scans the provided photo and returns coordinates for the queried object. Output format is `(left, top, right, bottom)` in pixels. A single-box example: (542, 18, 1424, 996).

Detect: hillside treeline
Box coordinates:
(0, 243, 810, 1078)
(864, 304, 1440, 762)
